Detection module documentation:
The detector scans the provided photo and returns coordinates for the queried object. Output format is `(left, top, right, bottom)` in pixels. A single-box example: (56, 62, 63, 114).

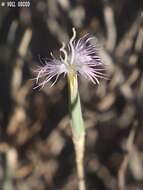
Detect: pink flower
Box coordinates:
(34, 28, 106, 88)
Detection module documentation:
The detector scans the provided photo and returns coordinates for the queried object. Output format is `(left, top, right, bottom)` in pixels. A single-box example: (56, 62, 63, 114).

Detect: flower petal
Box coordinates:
(34, 58, 67, 89)
(70, 33, 107, 84)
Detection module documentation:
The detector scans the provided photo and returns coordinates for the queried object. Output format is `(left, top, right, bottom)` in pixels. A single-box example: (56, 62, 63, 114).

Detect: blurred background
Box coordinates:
(0, 0, 143, 189)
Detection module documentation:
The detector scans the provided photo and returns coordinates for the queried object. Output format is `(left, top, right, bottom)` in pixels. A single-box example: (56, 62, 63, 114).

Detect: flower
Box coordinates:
(34, 28, 106, 89)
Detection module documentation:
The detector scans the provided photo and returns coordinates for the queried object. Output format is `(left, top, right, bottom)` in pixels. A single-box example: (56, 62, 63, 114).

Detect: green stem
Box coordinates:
(67, 72, 86, 190)
(67, 73, 85, 138)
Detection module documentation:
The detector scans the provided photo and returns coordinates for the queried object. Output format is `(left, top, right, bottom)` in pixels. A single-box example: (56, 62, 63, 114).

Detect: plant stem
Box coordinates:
(73, 133, 85, 190)
(68, 72, 86, 190)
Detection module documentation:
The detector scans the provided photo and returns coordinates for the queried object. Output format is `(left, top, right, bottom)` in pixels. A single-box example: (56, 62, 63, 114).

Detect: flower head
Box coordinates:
(34, 28, 106, 89)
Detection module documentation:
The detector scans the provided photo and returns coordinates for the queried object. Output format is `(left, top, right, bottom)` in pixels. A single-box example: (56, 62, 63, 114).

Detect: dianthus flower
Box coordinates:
(34, 28, 106, 88)
(34, 28, 107, 189)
